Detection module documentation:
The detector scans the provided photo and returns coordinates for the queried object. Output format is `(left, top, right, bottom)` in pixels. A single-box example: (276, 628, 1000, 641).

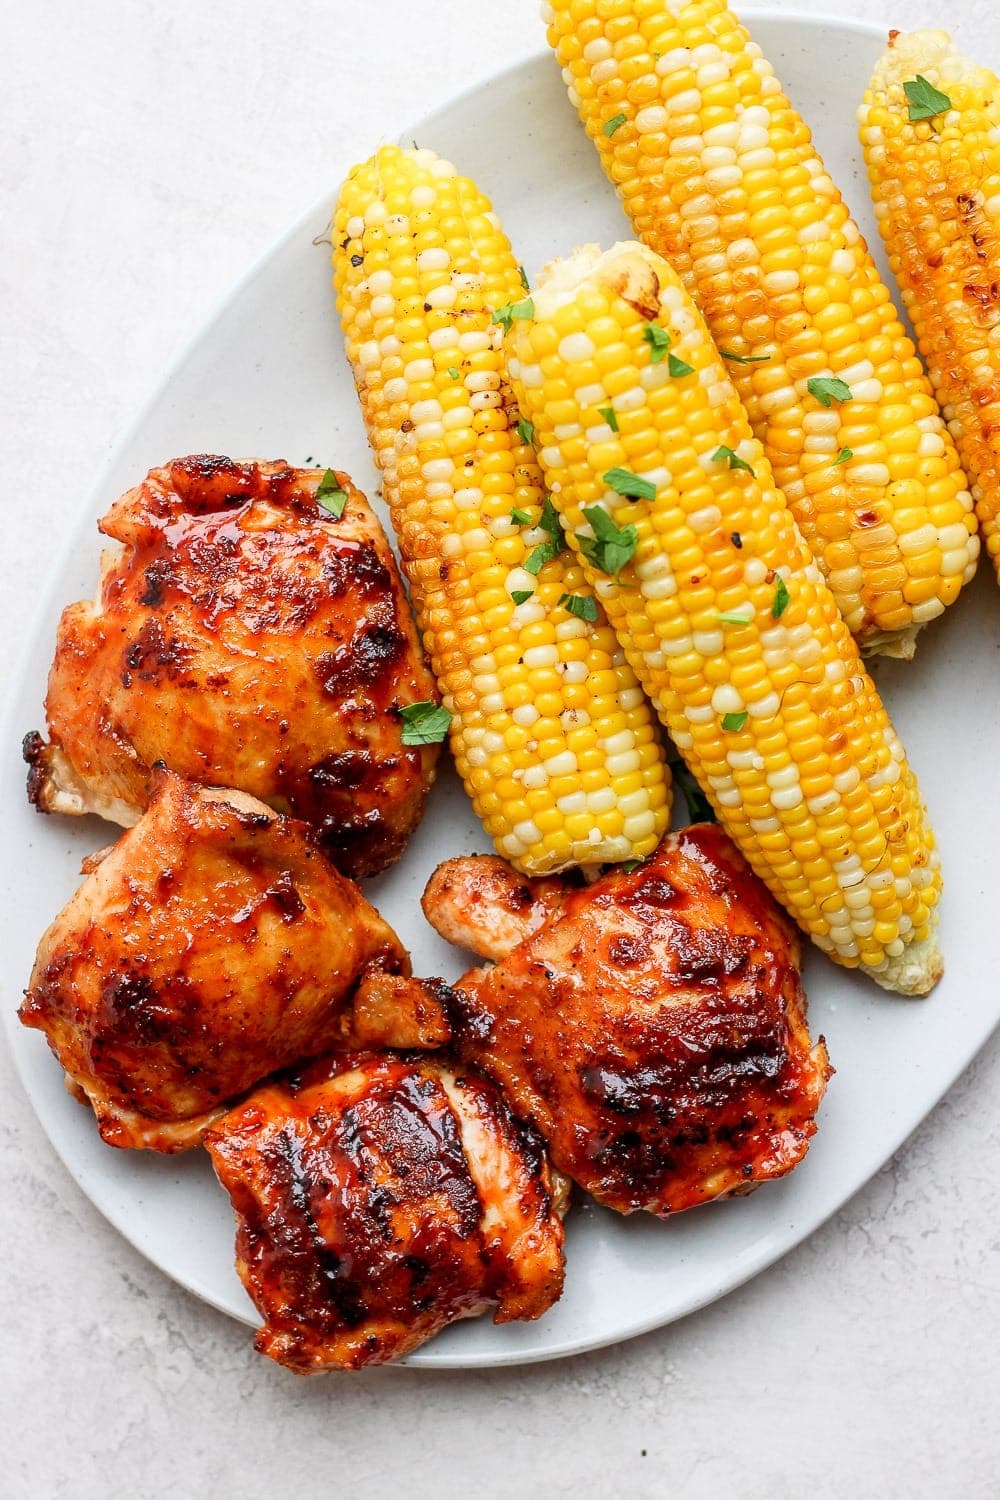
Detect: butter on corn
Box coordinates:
(333, 146, 671, 874)
(544, 0, 979, 658)
(505, 240, 942, 994)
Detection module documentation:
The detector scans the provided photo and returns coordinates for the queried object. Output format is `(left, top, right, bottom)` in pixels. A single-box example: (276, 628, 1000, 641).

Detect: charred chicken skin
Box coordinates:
(24, 455, 440, 876)
(206, 1051, 567, 1371)
(422, 824, 832, 1215)
(20, 772, 407, 1151)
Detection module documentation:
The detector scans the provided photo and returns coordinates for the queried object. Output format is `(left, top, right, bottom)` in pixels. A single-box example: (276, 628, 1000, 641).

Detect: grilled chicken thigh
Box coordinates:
(207, 1051, 567, 1371)
(24, 455, 440, 876)
(422, 824, 832, 1215)
(20, 772, 407, 1150)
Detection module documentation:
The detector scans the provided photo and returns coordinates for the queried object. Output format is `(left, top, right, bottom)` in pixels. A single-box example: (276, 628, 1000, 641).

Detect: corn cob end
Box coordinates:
(865, 928, 942, 997)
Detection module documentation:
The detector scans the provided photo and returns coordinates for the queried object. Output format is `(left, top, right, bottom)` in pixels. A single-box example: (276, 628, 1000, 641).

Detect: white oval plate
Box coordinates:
(3, 12, 999, 1370)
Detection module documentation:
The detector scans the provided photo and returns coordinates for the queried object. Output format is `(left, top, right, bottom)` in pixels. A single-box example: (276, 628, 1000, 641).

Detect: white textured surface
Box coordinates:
(1, 1, 998, 1494)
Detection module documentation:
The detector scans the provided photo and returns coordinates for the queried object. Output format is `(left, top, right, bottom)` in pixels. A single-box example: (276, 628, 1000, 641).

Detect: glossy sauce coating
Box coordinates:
(25, 455, 440, 876)
(20, 773, 407, 1150)
(206, 1051, 566, 1371)
(426, 824, 832, 1215)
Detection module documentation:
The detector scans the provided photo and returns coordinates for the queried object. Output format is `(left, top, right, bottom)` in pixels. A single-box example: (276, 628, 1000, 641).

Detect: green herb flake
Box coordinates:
(603, 112, 627, 137)
(577, 505, 639, 577)
(524, 540, 561, 575)
(620, 859, 643, 874)
(668, 352, 695, 378)
(721, 710, 749, 732)
(643, 324, 671, 363)
(491, 297, 534, 331)
(510, 589, 534, 606)
(510, 507, 532, 526)
(720, 349, 771, 364)
(712, 445, 755, 475)
(772, 576, 790, 619)
(807, 376, 853, 408)
(538, 494, 566, 544)
(904, 75, 952, 122)
(604, 467, 657, 501)
(716, 609, 752, 626)
(518, 264, 531, 292)
(399, 700, 453, 746)
(517, 417, 535, 446)
(524, 499, 567, 573)
(834, 446, 853, 466)
(599, 405, 619, 432)
(558, 593, 599, 622)
(671, 759, 716, 825)
(316, 469, 348, 518)
(448, 366, 461, 380)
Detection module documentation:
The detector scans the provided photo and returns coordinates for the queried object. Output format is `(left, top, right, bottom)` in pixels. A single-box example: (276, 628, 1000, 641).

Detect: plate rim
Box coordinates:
(7, 9, 996, 1372)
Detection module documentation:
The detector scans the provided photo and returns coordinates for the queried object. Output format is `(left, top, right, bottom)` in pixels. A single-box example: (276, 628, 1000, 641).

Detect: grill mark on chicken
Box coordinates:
(22, 731, 50, 809)
(121, 617, 193, 685)
(314, 611, 407, 697)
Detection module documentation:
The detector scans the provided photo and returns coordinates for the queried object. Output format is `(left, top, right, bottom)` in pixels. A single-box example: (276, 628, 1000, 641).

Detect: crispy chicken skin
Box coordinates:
(19, 772, 407, 1151)
(24, 455, 440, 876)
(206, 1051, 566, 1372)
(422, 824, 832, 1215)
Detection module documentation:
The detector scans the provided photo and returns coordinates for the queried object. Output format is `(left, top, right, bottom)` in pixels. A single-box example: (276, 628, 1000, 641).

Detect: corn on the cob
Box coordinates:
(544, 0, 979, 658)
(505, 240, 941, 994)
(860, 29, 1000, 581)
(333, 147, 672, 874)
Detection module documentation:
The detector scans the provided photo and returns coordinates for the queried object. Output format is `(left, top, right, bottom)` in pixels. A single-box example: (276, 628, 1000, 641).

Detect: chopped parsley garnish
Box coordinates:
(558, 593, 599, 622)
(510, 507, 532, 526)
(538, 494, 564, 541)
(834, 446, 853, 466)
(721, 711, 749, 732)
(671, 759, 716, 824)
(668, 352, 694, 378)
(807, 376, 853, 408)
(716, 609, 752, 626)
(643, 324, 671, 363)
(448, 366, 461, 380)
(510, 589, 534, 606)
(599, 405, 619, 432)
(604, 467, 657, 501)
(712, 445, 755, 474)
(491, 297, 534, 331)
(518, 264, 531, 292)
(525, 541, 561, 575)
(603, 113, 627, 137)
(316, 469, 348, 518)
(517, 417, 535, 445)
(904, 75, 952, 122)
(771, 576, 790, 619)
(720, 349, 771, 364)
(620, 859, 643, 874)
(524, 495, 567, 574)
(577, 506, 638, 577)
(399, 701, 453, 745)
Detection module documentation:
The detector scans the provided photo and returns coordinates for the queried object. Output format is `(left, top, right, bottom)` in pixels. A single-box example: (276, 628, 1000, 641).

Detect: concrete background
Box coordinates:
(2, 2, 997, 1495)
